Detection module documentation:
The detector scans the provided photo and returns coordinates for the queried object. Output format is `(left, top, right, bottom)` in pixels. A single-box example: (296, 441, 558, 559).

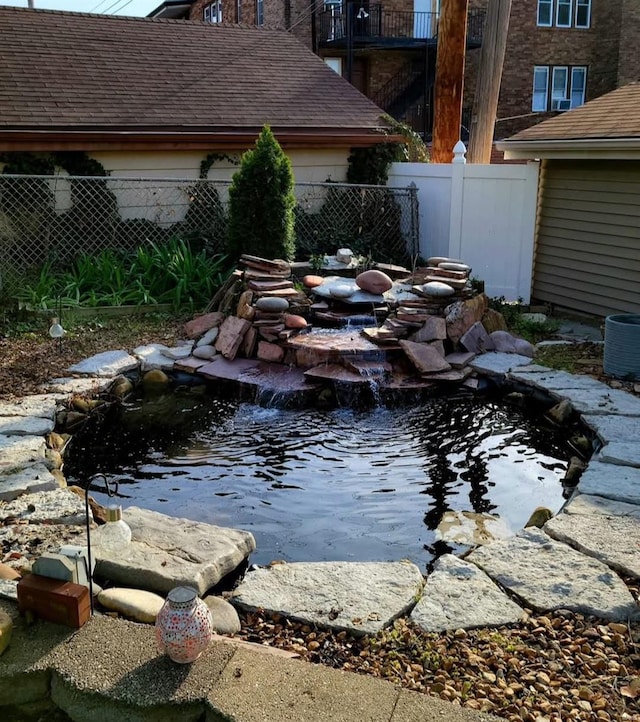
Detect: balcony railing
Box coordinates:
(318, 5, 485, 46)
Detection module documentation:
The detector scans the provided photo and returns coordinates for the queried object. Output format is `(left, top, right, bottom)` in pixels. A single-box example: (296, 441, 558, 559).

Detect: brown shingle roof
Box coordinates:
(505, 84, 640, 143)
(0, 7, 385, 137)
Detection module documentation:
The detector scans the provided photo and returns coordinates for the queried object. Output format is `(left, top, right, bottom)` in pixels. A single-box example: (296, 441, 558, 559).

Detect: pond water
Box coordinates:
(66, 391, 573, 570)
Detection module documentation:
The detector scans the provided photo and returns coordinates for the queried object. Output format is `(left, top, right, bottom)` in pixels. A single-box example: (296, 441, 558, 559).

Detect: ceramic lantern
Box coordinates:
(155, 586, 213, 663)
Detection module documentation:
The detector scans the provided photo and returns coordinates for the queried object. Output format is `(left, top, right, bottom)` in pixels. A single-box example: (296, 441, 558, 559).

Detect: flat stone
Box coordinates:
(409, 316, 447, 343)
(467, 528, 639, 621)
(510, 369, 610, 392)
(445, 351, 476, 368)
(578, 461, 640, 504)
(173, 356, 210, 373)
(160, 345, 193, 360)
(39, 377, 108, 395)
(204, 595, 241, 635)
(0, 415, 54, 437)
(0, 395, 58, 419)
(599, 442, 640, 468)
(435, 511, 513, 546)
(313, 277, 383, 304)
(410, 555, 524, 632)
(215, 316, 251, 360)
(67, 350, 139, 377)
(257, 341, 285, 363)
(132, 344, 175, 371)
(400, 340, 450, 374)
(581, 414, 640, 443)
(553, 388, 640, 416)
(0, 435, 47, 474)
(231, 561, 424, 636)
(422, 368, 473, 383)
(488, 330, 517, 353)
(445, 295, 489, 345)
(0, 488, 90, 526)
(471, 352, 534, 375)
(184, 311, 224, 338)
(97, 588, 165, 623)
(91, 507, 255, 596)
(0, 464, 60, 501)
(545, 494, 640, 578)
(305, 364, 373, 385)
(460, 322, 495, 354)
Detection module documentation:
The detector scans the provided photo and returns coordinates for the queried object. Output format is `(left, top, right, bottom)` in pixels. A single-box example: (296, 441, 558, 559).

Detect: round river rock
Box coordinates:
(355, 270, 393, 294)
(255, 297, 289, 313)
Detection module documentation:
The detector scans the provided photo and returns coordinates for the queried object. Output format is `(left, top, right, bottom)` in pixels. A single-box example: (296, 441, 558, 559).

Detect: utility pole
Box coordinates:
(467, 0, 512, 163)
(431, 0, 469, 163)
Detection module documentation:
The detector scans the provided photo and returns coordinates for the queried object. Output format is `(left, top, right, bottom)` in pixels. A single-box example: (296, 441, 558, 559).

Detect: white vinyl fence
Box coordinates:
(388, 152, 540, 302)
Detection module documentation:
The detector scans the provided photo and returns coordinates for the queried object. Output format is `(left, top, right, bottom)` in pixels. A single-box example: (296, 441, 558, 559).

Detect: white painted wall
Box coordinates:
(388, 158, 540, 302)
(90, 149, 350, 183)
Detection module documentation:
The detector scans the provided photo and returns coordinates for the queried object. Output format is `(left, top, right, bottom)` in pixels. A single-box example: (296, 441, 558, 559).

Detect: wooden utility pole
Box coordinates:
(467, 0, 512, 163)
(431, 0, 469, 163)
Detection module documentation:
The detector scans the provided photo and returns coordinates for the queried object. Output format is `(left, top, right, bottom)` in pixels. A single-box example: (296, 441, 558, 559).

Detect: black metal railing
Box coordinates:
(373, 63, 425, 116)
(318, 5, 485, 45)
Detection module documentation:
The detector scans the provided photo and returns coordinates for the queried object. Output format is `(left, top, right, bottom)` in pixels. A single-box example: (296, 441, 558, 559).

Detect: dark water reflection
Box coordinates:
(66, 393, 572, 569)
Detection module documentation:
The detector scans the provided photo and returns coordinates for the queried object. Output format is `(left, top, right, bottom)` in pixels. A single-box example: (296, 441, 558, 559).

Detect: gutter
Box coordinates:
(0, 128, 401, 153)
(497, 136, 640, 160)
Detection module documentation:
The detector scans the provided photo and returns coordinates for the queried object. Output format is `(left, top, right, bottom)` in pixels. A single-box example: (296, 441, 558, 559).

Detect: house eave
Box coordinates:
(0, 127, 397, 152)
(497, 137, 640, 160)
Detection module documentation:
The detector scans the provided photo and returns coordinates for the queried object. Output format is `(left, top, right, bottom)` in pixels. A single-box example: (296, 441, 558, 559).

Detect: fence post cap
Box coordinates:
(452, 141, 467, 164)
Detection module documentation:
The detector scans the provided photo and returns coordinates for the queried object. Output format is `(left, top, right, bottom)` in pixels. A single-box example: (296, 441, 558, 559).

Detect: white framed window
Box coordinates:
(575, 0, 591, 28)
(555, 0, 572, 27)
(533, 66, 550, 111)
(537, 0, 553, 26)
(532, 65, 587, 111)
(537, 0, 590, 28)
(255, 0, 264, 25)
(204, 1, 223, 23)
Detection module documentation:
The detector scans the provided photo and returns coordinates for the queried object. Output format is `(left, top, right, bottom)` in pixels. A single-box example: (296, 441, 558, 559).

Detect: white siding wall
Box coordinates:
(388, 159, 540, 302)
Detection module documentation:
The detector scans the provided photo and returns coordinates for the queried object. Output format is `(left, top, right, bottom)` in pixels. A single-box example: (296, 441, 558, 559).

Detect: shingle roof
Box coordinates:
(505, 83, 640, 143)
(0, 7, 386, 136)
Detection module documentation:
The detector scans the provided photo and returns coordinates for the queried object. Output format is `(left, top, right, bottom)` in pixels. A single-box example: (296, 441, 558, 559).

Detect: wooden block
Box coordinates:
(17, 574, 90, 628)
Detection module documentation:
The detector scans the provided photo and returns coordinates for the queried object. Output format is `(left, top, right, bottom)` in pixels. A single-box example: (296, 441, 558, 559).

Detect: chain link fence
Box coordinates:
(0, 175, 419, 292)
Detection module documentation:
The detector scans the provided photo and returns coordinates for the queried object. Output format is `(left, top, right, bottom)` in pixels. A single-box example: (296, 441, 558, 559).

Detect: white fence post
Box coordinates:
(448, 141, 466, 261)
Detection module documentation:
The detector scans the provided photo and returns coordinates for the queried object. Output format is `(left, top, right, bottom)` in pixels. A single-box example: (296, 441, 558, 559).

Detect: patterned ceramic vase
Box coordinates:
(155, 586, 213, 663)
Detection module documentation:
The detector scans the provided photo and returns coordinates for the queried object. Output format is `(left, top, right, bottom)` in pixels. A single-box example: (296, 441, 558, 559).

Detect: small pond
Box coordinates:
(66, 390, 574, 570)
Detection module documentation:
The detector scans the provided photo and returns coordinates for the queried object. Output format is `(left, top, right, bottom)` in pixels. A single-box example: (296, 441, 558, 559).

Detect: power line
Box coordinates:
(89, 0, 113, 12)
(109, 0, 135, 14)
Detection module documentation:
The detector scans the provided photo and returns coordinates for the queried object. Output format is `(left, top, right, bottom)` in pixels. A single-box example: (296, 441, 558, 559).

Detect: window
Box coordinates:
(575, 0, 591, 28)
(204, 1, 222, 23)
(555, 0, 572, 27)
(537, 0, 552, 26)
(532, 65, 587, 111)
(324, 57, 343, 75)
(255, 0, 264, 25)
(537, 0, 590, 28)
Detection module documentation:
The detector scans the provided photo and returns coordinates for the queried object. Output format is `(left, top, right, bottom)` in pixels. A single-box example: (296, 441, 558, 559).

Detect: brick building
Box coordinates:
(150, 0, 640, 142)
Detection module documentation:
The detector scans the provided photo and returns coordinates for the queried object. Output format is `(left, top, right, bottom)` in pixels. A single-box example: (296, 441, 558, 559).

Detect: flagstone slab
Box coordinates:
(0, 435, 47, 475)
(0, 580, 17, 601)
(578, 461, 640, 505)
(67, 350, 139, 377)
(0, 464, 59, 501)
(40, 377, 109, 395)
(581, 414, 640, 443)
(470, 353, 534, 375)
(510, 369, 609, 392)
(545, 494, 640, 579)
(467, 528, 638, 621)
(553, 388, 640, 416)
(132, 344, 175, 372)
(410, 555, 524, 632)
(0, 488, 90, 526)
(0, 415, 54, 437)
(0, 395, 59, 419)
(598, 442, 640, 468)
(91, 507, 256, 596)
(231, 561, 425, 636)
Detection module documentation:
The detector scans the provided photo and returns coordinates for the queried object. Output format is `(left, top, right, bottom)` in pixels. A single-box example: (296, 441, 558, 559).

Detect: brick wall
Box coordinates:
(618, 0, 640, 85)
(496, 0, 622, 138)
